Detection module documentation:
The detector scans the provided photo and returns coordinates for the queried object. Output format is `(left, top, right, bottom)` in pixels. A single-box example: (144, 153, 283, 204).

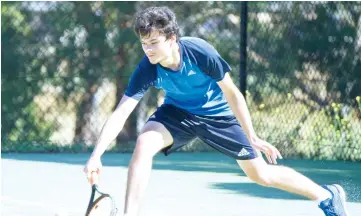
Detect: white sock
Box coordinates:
(317, 191, 333, 205)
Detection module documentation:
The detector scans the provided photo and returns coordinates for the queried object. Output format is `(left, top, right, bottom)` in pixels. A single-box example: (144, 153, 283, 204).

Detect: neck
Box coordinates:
(160, 43, 181, 71)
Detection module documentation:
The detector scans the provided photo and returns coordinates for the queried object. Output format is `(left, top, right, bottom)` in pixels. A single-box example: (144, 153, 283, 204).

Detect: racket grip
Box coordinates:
(90, 171, 99, 186)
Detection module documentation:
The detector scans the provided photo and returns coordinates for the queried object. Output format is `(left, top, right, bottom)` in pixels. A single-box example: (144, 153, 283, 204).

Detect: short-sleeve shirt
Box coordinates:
(125, 37, 233, 116)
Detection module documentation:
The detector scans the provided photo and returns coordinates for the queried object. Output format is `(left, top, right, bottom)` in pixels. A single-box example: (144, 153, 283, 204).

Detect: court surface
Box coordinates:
(2, 152, 361, 216)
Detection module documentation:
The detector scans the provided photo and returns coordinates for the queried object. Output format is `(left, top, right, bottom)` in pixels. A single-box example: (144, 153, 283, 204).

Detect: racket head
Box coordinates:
(85, 172, 118, 216)
(86, 193, 118, 216)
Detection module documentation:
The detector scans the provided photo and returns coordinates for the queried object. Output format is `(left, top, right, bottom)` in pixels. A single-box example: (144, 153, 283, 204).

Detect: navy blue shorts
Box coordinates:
(147, 104, 258, 160)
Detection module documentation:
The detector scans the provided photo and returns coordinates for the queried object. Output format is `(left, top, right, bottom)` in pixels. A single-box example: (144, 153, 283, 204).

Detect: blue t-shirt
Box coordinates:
(125, 37, 233, 116)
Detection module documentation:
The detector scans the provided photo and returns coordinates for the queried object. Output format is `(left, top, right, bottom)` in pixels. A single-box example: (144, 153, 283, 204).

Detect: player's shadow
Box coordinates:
(211, 159, 361, 203)
(211, 180, 361, 203)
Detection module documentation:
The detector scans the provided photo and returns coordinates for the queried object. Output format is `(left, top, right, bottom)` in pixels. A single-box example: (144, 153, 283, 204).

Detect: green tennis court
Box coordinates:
(2, 153, 361, 216)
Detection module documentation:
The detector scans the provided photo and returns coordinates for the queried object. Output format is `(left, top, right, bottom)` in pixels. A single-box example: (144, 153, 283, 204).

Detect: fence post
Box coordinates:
(240, 1, 248, 98)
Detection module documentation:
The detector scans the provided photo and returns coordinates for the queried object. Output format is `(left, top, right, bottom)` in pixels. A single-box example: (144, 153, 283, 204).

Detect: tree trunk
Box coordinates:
(74, 82, 99, 149)
(114, 46, 138, 152)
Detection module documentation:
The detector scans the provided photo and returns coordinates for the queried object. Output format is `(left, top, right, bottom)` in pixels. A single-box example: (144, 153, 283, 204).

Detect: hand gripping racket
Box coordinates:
(85, 172, 118, 216)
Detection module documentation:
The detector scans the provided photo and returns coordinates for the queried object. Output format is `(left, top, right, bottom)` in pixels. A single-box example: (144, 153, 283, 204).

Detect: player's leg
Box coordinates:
(237, 157, 349, 215)
(124, 104, 196, 216)
(195, 115, 348, 215)
(237, 156, 330, 200)
(124, 121, 173, 216)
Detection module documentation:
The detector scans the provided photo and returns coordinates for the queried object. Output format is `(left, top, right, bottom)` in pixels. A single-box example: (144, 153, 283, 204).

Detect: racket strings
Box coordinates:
(89, 196, 117, 216)
(110, 197, 118, 216)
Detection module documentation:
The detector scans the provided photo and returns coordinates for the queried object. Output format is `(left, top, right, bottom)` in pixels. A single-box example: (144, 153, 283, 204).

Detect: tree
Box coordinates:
(247, 2, 361, 159)
(2, 2, 56, 150)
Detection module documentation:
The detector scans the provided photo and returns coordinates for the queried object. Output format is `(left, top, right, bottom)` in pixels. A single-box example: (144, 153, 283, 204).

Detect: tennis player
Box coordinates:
(84, 6, 349, 216)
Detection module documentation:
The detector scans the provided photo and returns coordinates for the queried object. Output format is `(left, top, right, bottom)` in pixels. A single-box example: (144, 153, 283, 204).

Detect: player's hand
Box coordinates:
(249, 136, 282, 164)
(83, 156, 102, 183)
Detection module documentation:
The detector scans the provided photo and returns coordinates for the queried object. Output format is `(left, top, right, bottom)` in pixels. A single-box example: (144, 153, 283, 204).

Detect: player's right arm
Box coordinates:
(84, 56, 156, 179)
(90, 95, 139, 158)
(91, 56, 156, 159)
(83, 95, 138, 179)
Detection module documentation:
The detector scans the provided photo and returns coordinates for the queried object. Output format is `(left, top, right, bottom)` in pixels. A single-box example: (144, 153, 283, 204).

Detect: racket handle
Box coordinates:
(90, 171, 99, 186)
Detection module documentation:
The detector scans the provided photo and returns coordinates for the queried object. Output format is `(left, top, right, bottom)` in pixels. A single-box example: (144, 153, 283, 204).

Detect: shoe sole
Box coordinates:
(333, 184, 349, 216)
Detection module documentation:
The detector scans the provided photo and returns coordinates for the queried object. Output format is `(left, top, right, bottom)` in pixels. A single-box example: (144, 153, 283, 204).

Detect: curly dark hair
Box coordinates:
(134, 6, 180, 42)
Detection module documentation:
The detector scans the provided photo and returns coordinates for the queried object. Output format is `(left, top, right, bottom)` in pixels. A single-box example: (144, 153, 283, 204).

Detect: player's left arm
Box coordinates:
(217, 73, 257, 139)
(217, 73, 282, 164)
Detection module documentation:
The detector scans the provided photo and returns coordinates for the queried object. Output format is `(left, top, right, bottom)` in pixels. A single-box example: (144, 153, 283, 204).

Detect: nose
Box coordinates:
(145, 50, 154, 57)
(143, 44, 152, 53)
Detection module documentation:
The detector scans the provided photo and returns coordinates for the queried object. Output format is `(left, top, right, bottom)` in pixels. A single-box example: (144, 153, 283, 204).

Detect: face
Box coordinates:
(140, 31, 175, 64)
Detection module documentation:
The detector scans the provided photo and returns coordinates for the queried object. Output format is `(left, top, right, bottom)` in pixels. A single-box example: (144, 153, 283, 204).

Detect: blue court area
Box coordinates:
(2, 153, 361, 216)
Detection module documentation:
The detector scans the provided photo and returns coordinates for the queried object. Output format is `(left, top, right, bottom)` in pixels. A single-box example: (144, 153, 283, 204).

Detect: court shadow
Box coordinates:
(2, 152, 361, 202)
(1, 152, 244, 174)
(211, 159, 361, 203)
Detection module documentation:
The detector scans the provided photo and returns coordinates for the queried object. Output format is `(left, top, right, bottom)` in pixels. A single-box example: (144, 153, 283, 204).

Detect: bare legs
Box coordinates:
(124, 121, 173, 216)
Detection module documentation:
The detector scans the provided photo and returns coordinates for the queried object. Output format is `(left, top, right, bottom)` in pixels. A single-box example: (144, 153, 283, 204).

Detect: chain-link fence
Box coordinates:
(2, 2, 361, 160)
(246, 2, 361, 161)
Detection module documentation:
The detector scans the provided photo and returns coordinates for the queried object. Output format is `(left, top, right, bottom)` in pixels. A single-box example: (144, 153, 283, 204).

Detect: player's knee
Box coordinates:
(244, 167, 274, 187)
(134, 138, 155, 158)
(249, 173, 273, 187)
(134, 133, 163, 158)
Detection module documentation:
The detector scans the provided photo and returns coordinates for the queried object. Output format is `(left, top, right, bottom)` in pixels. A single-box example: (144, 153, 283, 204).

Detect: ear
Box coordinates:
(170, 34, 177, 45)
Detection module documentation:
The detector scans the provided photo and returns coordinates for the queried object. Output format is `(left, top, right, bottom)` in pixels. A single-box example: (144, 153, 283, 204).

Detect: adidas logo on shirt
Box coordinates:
(238, 148, 250, 157)
(188, 70, 196, 76)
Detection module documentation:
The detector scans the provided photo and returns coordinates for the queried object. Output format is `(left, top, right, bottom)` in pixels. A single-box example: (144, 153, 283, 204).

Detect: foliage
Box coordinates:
(2, 2, 360, 161)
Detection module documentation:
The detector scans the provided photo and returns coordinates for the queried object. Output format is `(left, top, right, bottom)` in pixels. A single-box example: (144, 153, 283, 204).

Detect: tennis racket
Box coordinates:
(85, 172, 118, 216)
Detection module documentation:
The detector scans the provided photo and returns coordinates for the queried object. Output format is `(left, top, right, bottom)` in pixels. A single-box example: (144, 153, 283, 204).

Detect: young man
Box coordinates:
(84, 6, 349, 216)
